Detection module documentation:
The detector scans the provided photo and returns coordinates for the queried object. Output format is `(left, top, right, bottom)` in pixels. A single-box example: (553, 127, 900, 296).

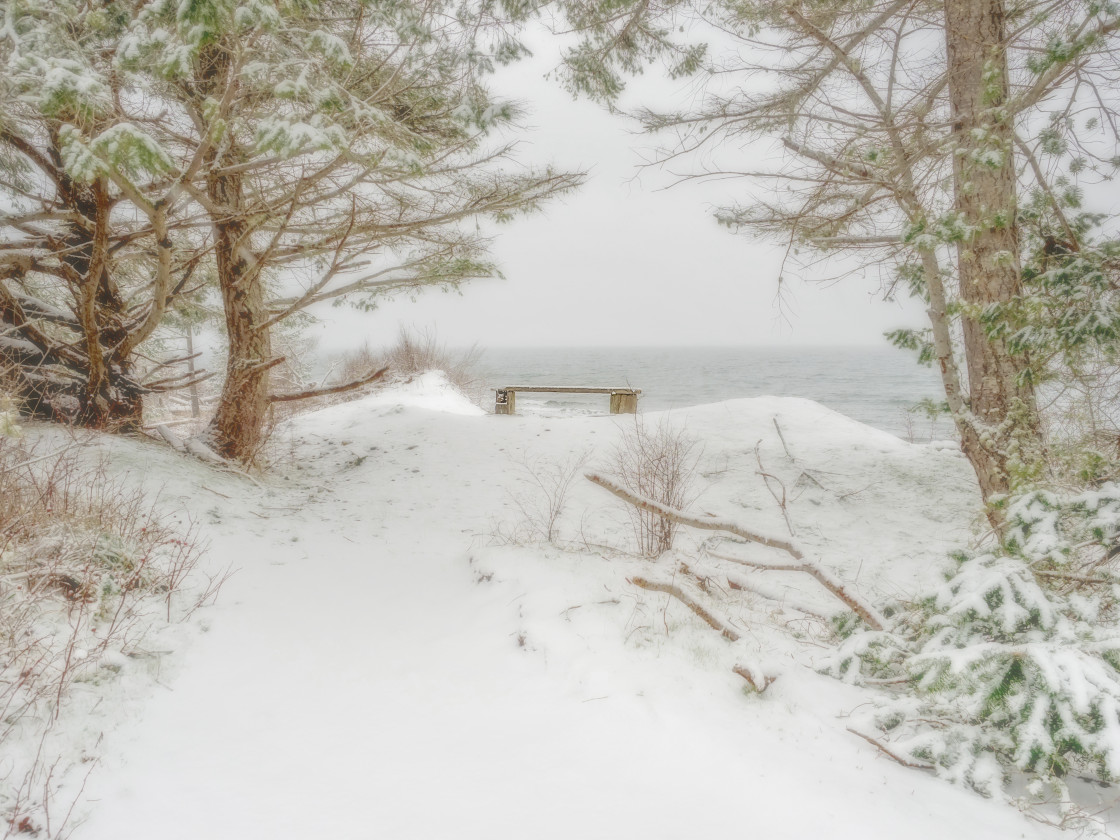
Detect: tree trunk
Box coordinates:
(944, 0, 1043, 500)
(72, 178, 117, 427)
(2, 160, 144, 430)
(204, 162, 273, 462)
(197, 42, 274, 462)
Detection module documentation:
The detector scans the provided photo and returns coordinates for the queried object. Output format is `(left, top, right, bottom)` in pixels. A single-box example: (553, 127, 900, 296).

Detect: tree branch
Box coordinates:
(586, 472, 886, 630)
(269, 365, 388, 403)
(629, 575, 741, 641)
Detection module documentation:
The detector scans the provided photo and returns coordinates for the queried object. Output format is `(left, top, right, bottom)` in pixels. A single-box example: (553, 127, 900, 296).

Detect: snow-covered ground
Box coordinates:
(24, 373, 1102, 838)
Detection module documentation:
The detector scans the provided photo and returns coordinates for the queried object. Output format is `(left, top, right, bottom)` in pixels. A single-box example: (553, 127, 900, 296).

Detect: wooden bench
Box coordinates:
(494, 386, 640, 415)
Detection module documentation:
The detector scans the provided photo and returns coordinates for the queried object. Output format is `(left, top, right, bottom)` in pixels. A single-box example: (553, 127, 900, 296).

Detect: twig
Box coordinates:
(773, 417, 794, 460)
(847, 728, 935, 771)
(7, 444, 79, 471)
(755, 440, 795, 536)
(1034, 569, 1111, 585)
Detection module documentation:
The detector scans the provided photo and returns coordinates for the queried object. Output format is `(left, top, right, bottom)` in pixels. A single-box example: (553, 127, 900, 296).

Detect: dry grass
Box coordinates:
(336, 326, 484, 403)
(0, 434, 221, 837)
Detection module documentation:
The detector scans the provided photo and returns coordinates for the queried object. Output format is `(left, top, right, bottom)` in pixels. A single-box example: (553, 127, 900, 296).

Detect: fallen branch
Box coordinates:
(847, 728, 935, 771)
(586, 472, 886, 631)
(586, 472, 800, 554)
(151, 424, 186, 452)
(270, 365, 389, 403)
(773, 417, 793, 460)
(708, 550, 885, 631)
(682, 558, 829, 621)
(755, 440, 794, 536)
(154, 422, 229, 465)
(629, 575, 741, 641)
(732, 663, 778, 694)
(184, 437, 228, 466)
(143, 418, 194, 431)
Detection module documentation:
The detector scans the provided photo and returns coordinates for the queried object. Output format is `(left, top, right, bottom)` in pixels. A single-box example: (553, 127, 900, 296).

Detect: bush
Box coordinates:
(501, 450, 591, 545)
(608, 417, 699, 557)
(0, 435, 218, 834)
(833, 484, 1120, 797)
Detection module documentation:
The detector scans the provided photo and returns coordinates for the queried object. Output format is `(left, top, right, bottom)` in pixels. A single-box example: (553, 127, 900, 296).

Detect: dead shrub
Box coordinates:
(336, 326, 483, 402)
(0, 435, 220, 836)
(500, 449, 591, 545)
(608, 417, 700, 557)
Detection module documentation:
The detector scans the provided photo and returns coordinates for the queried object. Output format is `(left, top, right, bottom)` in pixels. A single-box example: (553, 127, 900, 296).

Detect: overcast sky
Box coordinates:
(305, 36, 929, 354)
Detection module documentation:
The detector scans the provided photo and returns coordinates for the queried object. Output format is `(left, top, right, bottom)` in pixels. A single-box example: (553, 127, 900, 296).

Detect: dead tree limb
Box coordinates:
(707, 550, 885, 631)
(754, 441, 795, 536)
(184, 437, 228, 465)
(152, 423, 187, 452)
(847, 728, 935, 771)
(629, 575, 741, 641)
(682, 558, 829, 621)
(732, 663, 778, 694)
(773, 417, 794, 460)
(586, 472, 886, 631)
(270, 366, 389, 403)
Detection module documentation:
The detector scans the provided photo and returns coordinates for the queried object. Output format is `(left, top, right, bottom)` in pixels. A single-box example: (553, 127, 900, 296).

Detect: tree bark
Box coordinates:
(199, 43, 273, 462)
(944, 0, 1043, 499)
(204, 161, 273, 461)
(0, 157, 144, 430)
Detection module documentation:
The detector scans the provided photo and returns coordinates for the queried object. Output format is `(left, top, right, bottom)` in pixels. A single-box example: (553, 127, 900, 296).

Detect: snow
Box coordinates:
(22, 374, 1100, 838)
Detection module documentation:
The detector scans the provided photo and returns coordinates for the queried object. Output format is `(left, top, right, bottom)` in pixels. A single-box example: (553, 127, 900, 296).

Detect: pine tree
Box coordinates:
(2, 0, 581, 457)
(117, 0, 579, 460)
(553, 0, 1120, 519)
(0, 0, 186, 428)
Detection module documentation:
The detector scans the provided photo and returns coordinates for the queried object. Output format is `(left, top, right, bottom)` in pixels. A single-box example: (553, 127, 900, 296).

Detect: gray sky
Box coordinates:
(306, 38, 928, 353)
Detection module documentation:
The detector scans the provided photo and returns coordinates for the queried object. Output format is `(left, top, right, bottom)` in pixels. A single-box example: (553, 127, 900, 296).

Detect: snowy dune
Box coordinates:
(41, 373, 1077, 838)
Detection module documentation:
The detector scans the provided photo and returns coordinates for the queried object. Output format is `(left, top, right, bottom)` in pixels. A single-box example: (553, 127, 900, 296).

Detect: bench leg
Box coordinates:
(495, 390, 516, 415)
(610, 393, 637, 414)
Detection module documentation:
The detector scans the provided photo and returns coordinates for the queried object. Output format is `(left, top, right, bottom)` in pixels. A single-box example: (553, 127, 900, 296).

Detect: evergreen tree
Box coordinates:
(114, 0, 580, 460)
(2, 0, 581, 457)
(0, 0, 187, 428)
(553, 0, 1120, 519)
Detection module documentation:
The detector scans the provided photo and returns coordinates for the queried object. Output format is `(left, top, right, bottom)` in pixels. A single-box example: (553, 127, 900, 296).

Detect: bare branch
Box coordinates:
(585, 471, 886, 630)
(270, 366, 389, 403)
(629, 575, 741, 641)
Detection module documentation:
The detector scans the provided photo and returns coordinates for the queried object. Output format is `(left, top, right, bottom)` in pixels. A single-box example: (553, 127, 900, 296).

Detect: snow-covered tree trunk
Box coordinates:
(944, 0, 1043, 499)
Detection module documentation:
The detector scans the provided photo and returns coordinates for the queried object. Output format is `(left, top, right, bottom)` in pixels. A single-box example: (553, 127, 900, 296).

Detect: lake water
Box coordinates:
(473, 346, 950, 439)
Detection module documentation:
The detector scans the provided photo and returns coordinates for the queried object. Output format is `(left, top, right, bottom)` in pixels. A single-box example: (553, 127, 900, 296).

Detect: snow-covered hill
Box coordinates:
(24, 373, 1095, 838)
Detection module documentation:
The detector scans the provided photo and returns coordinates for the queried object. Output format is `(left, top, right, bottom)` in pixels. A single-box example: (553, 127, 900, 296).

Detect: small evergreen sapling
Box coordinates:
(834, 484, 1120, 796)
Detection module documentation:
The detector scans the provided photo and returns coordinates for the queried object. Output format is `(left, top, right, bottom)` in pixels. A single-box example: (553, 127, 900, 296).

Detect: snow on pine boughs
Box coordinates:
(832, 483, 1120, 795)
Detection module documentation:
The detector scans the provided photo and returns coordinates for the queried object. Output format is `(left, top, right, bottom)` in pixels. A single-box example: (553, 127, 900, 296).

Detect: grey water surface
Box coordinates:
(474, 346, 950, 439)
